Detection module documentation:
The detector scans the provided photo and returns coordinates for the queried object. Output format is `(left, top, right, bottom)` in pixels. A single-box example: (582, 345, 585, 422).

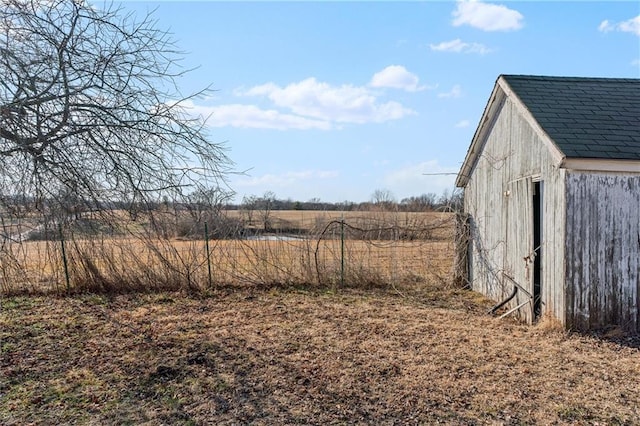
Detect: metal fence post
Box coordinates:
(59, 224, 70, 293)
(204, 221, 213, 289)
(340, 216, 345, 288)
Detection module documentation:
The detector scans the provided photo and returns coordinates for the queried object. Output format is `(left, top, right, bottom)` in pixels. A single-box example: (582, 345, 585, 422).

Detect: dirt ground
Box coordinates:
(1, 282, 639, 425)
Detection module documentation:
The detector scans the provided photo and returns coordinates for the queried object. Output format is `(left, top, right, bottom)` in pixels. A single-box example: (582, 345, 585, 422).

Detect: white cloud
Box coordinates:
(235, 170, 339, 188)
(632, 58, 640, 67)
(452, 0, 524, 32)
(438, 85, 463, 99)
(317, 170, 340, 179)
(369, 65, 427, 92)
(429, 38, 492, 54)
(239, 77, 416, 124)
(455, 119, 470, 128)
(179, 101, 331, 130)
(598, 20, 613, 33)
(188, 70, 420, 131)
(598, 15, 640, 36)
(382, 160, 459, 197)
(620, 16, 640, 35)
(241, 83, 279, 97)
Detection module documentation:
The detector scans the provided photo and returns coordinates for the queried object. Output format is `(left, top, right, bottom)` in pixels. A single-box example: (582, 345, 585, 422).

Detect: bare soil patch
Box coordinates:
(2, 283, 639, 425)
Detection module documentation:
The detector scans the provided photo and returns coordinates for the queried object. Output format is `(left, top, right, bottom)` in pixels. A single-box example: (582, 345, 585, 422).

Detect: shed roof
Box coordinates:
(456, 75, 640, 187)
(502, 75, 640, 160)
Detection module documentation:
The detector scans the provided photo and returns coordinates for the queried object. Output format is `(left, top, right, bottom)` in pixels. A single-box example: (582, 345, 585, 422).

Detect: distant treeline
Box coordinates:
(0, 189, 462, 221)
(225, 190, 463, 212)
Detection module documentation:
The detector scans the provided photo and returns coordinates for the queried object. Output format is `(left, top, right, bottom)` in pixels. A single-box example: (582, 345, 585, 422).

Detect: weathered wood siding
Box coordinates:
(465, 96, 566, 324)
(465, 97, 510, 304)
(565, 172, 640, 332)
(504, 176, 534, 320)
(542, 166, 566, 326)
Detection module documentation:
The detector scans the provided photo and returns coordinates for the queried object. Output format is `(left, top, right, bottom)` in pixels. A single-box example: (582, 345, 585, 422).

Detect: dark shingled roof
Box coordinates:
(501, 75, 640, 160)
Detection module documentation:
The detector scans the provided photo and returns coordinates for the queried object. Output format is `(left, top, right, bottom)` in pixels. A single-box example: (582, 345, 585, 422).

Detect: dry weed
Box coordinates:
(534, 312, 566, 335)
(0, 211, 455, 295)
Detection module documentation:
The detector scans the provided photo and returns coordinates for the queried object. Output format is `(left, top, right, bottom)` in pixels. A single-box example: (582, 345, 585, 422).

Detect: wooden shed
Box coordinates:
(455, 75, 640, 332)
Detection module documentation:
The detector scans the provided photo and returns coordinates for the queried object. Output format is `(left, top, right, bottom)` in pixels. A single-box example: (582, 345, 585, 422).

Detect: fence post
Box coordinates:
(59, 224, 70, 293)
(204, 221, 213, 289)
(340, 216, 345, 289)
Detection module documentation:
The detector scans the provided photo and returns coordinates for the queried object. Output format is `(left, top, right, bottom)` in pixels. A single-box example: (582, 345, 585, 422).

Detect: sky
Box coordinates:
(119, 0, 639, 204)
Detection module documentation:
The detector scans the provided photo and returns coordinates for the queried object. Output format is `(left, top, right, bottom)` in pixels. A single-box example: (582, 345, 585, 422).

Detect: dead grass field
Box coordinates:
(1, 210, 454, 294)
(2, 281, 640, 425)
(228, 210, 452, 236)
(2, 238, 453, 294)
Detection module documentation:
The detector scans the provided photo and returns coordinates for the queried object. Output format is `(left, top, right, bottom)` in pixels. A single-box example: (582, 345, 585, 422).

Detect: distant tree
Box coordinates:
(400, 193, 437, 211)
(337, 200, 356, 211)
(256, 191, 276, 231)
(303, 197, 323, 211)
(186, 187, 233, 224)
(436, 189, 464, 212)
(371, 189, 397, 211)
(241, 195, 258, 226)
(57, 182, 84, 220)
(0, 0, 230, 219)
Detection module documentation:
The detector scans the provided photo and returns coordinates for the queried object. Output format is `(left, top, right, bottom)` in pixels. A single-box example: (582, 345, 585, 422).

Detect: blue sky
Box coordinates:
(122, 1, 639, 203)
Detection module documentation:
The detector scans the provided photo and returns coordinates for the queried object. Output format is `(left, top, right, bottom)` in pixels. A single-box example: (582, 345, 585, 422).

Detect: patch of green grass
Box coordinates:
(78, 293, 111, 305)
(557, 404, 595, 422)
(1, 339, 17, 353)
(1, 297, 39, 310)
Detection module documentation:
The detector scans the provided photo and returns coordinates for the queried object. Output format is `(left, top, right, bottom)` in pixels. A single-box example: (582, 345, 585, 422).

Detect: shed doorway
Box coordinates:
(532, 181, 543, 320)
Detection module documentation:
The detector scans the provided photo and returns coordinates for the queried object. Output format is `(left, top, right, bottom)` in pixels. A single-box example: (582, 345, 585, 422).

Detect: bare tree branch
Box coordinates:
(0, 0, 231, 217)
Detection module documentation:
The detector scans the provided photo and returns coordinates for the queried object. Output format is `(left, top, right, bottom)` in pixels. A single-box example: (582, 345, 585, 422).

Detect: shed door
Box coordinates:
(532, 181, 543, 320)
(504, 177, 535, 322)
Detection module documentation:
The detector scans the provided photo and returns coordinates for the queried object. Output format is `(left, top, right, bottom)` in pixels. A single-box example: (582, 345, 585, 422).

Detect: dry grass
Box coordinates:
(3, 210, 639, 423)
(0, 211, 454, 295)
(229, 210, 452, 236)
(2, 238, 452, 294)
(2, 281, 639, 425)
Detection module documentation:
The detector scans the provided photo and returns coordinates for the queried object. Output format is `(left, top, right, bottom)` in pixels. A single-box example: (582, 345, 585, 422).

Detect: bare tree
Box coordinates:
(0, 0, 231, 219)
(400, 193, 437, 211)
(436, 189, 463, 212)
(186, 187, 232, 224)
(371, 189, 397, 211)
(241, 195, 258, 227)
(257, 191, 276, 232)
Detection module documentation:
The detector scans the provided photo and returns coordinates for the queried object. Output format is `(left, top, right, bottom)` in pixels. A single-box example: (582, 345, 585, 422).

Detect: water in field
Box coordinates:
(244, 234, 307, 241)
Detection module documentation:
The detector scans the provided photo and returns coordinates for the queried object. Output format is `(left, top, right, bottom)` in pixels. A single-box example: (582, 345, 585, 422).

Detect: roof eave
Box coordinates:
(455, 78, 506, 188)
(560, 158, 640, 173)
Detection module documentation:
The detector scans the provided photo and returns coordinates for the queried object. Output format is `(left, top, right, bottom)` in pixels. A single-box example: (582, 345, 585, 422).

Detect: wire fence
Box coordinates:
(0, 209, 456, 295)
